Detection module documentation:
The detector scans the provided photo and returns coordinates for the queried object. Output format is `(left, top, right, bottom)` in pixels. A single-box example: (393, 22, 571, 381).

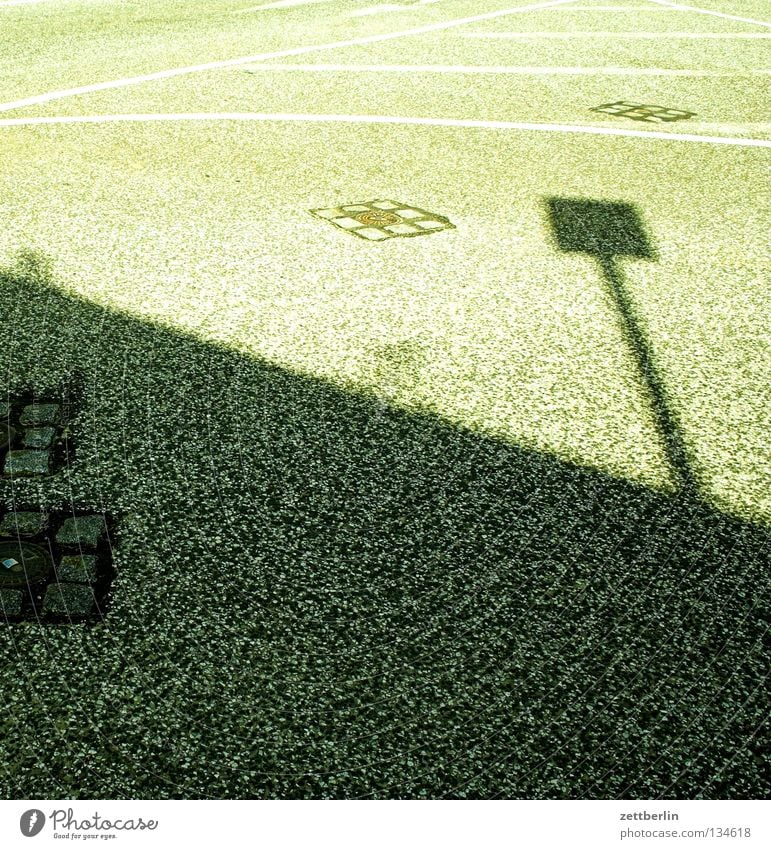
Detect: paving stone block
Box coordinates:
(42, 582, 95, 616)
(384, 223, 420, 235)
(0, 589, 23, 616)
(22, 427, 56, 449)
(19, 403, 61, 426)
(0, 511, 48, 537)
(356, 228, 391, 241)
(56, 554, 98, 583)
(331, 216, 365, 230)
(56, 514, 107, 548)
(3, 450, 51, 476)
(312, 207, 344, 219)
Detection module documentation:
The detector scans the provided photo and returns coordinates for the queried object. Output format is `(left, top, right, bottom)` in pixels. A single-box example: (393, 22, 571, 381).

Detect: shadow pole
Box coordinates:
(597, 252, 696, 494)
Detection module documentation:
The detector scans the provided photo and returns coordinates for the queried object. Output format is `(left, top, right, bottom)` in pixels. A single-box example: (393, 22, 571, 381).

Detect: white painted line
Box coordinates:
(242, 62, 769, 76)
(462, 31, 771, 38)
(539, 4, 690, 7)
(350, 0, 444, 15)
(0, 111, 768, 148)
(350, 4, 417, 16)
(233, 0, 336, 13)
(644, 0, 771, 29)
(0, 0, 580, 113)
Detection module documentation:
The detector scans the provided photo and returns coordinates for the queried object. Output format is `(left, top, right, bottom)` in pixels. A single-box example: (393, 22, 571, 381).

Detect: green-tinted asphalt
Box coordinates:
(0, 0, 769, 799)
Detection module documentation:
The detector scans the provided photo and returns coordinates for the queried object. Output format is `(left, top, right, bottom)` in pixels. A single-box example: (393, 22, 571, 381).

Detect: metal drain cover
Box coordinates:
(311, 200, 455, 241)
(355, 210, 401, 227)
(0, 506, 117, 623)
(590, 101, 695, 123)
(0, 540, 53, 589)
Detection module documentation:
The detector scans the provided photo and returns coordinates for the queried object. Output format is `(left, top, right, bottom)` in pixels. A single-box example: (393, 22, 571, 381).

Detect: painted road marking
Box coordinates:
(233, 0, 338, 13)
(242, 62, 770, 77)
(645, 0, 771, 29)
(461, 31, 771, 39)
(0, 0, 581, 114)
(538, 4, 694, 7)
(0, 111, 768, 148)
(350, 0, 444, 16)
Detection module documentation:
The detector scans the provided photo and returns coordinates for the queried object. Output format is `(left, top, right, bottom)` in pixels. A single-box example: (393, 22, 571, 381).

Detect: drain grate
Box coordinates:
(0, 507, 117, 624)
(311, 200, 455, 241)
(1, 378, 80, 478)
(590, 101, 696, 123)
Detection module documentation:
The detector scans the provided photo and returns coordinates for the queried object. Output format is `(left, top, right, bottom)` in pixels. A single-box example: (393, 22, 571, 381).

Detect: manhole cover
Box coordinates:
(355, 210, 401, 227)
(590, 101, 695, 123)
(311, 200, 455, 241)
(0, 540, 53, 589)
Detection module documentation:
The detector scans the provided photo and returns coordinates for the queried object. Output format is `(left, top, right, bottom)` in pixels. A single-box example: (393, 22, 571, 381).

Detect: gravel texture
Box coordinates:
(0, 0, 768, 801)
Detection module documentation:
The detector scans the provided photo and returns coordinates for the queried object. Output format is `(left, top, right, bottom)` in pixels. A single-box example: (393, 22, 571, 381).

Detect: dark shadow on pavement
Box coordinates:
(0, 251, 767, 800)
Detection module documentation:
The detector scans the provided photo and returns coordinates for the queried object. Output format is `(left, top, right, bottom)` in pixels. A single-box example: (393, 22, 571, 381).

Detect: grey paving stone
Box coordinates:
(42, 582, 95, 616)
(3, 450, 51, 476)
(19, 403, 60, 426)
(56, 554, 98, 583)
(384, 223, 420, 235)
(56, 515, 107, 548)
(0, 589, 23, 616)
(22, 427, 56, 449)
(312, 207, 344, 219)
(331, 216, 364, 230)
(0, 511, 48, 537)
(395, 208, 423, 219)
(356, 227, 391, 241)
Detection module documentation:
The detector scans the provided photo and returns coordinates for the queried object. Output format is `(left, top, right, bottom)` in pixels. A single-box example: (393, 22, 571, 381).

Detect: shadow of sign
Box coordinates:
(546, 197, 695, 493)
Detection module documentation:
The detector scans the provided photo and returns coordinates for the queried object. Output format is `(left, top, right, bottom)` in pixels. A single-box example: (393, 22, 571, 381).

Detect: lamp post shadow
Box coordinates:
(546, 197, 696, 494)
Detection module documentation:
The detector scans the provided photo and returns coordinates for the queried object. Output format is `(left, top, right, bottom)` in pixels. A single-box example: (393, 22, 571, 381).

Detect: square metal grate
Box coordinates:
(1, 378, 80, 478)
(310, 200, 455, 241)
(590, 101, 696, 123)
(0, 507, 117, 624)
